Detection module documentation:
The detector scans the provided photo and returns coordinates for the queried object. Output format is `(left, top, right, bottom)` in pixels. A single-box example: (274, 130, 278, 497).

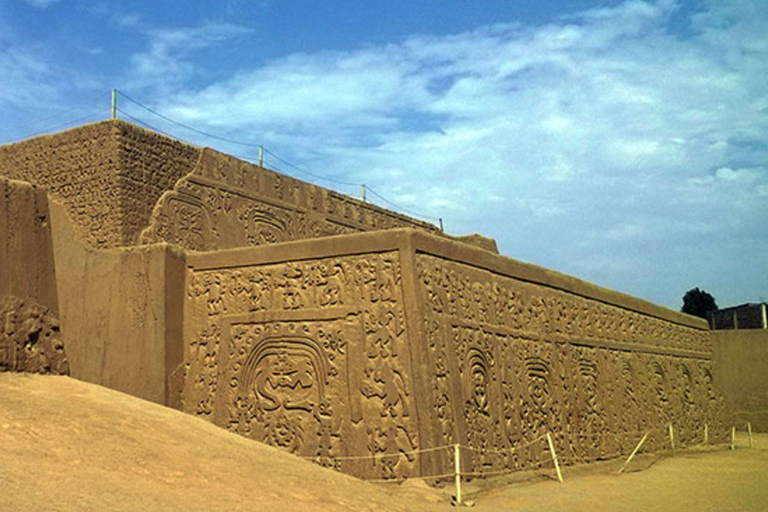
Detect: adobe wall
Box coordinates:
(0, 177, 69, 375)
(48, 200, 185, 404)
(0, 120, 441, 253)
(0, 177, 58, 311)
(411, 232, 722, 477)
(0, 121, 199, 248)
(139, 147, 441, 251)
(179, 229, 723, 480)
(180, 231, 417, 479)
(712, 330, 768, 432)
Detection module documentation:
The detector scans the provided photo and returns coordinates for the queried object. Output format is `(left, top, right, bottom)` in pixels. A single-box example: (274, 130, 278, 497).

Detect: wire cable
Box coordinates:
(115, 89, 440, 224)
(117, 90, 262, 148)
(366, 185, 440, 223)
(12, 111, 105, 143)
(262, 147, 358, 187)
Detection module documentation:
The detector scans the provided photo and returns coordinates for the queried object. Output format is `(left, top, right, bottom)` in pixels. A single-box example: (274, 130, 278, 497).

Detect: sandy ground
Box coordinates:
(1, 373, 766, 512)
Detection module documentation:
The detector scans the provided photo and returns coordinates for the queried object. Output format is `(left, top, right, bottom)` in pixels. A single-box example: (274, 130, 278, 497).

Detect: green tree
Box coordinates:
(681, 288, 718, 319)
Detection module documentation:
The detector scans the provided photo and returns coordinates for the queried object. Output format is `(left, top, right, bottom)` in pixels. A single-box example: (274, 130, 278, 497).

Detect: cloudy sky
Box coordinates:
(1, 0, 766, 311)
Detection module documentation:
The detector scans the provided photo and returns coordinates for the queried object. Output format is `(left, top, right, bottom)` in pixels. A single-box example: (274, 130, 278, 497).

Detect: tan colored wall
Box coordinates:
(140, 147, 442, 251)
(179, 229, 723, 480)
(49, 200, 185, 404)
(0, 178, 58, 312)
(712, 330, 768, 432)
(0, 178, 69, 375)
(0, 121, 199, 249)
(0, 121, 441, 253)
(413, 245, 721, 476)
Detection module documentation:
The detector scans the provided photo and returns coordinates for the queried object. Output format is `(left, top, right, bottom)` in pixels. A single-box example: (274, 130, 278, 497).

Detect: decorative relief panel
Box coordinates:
(141, 149, 439, 251)
(416, 254, 724, 474)
(182, 252, 421, 479)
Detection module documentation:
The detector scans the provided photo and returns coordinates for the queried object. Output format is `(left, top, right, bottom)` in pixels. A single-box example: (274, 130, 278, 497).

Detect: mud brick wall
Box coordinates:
(415, 253, 723, 477)
(0, 121, 199, 248)
(0, 177, 58, 311)
(178, 230, 723, 480)
(140, 147, 441, 251)
(0, 122, 125, 247)
(114, 122, 200, 245)
(1, 120, 441, 251)
(713, 329, 768, 432)
(181, 237, 420, 480)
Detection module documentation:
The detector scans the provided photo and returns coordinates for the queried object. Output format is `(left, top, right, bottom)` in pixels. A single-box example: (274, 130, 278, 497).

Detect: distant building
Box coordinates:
(710, 302, 768, 330)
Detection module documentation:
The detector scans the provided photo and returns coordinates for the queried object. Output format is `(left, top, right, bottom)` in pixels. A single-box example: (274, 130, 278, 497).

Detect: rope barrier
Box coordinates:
(460, 434, 547, 455)
(310, 419, 745, 502)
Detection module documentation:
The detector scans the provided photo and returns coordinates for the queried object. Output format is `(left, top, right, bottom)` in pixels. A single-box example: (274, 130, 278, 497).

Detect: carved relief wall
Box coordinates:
(178, 231, 722, 480)
(0, 120, 198, 248)
(140, 148, 440, 251)
(416, 253, 725, 476)
(181, 251, 422, 479)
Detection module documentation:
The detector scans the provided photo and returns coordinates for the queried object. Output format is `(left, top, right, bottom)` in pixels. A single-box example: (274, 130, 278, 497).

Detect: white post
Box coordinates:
(546, 432, 563, 483)
(258, 145, 264, 167)
(748, 422, 753, 448)
(762, 303, 767, 330)
(704, 422, 709, 445)
(111, 88, 117, 119)
(619, 431, 649, 474)
(730, 426, 736, 450)
(453, 444, 462, 505)
(669, 424, 675, 455)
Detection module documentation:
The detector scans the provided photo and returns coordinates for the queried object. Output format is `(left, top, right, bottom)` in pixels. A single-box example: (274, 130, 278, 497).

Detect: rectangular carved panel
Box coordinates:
(182, 252, 423, 479)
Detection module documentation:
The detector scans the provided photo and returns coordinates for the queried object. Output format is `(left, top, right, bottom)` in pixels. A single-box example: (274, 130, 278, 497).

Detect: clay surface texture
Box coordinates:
(0, 120, 738, 483)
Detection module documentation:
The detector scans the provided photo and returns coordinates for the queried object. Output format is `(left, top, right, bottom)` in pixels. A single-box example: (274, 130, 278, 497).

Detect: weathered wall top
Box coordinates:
(187, 228, 708, 331)
(0, 121, 198, 248)
(0, 120, 444, 250)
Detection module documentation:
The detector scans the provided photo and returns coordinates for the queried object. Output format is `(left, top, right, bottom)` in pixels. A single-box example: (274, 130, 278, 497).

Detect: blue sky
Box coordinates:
(1, 0, 766, 311)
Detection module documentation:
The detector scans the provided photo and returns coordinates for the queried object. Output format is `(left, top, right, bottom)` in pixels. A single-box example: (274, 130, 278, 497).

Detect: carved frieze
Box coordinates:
(183, 252, 420, 479)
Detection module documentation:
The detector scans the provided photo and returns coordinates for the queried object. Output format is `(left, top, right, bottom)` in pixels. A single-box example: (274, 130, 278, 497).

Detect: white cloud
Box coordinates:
(126, 22, 252, 93)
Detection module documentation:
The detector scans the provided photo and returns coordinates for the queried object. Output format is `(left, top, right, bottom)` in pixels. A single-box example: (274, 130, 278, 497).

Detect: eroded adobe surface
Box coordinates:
(0, 120, 440, 250)
(0, 296, 69, 375)
(139, 147, 441, 251)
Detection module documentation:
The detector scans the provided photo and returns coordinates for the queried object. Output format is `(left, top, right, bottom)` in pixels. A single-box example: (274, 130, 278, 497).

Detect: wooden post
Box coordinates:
(453, 444, 462, 505)
(748, 422, 753, 448)
(703, 422, 708, 445)
(669, 424, 675, 455)
(619, 431, 649, 474)
(546, 432, 563, 483)
(730, 426, 736, 450)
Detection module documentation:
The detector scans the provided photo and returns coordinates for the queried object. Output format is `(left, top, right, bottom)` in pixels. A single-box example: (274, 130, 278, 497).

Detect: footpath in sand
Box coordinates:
(1, 373, 767, 512)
